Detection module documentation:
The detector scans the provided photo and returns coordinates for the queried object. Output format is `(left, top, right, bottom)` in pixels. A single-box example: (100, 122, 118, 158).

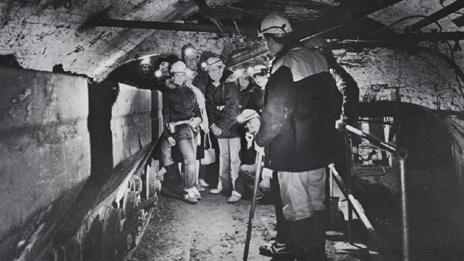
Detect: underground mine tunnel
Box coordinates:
(2, 0, 464, 260)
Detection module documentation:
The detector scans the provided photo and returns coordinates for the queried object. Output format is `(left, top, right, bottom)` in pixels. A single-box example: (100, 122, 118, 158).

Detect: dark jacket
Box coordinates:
(205, 69, 241, 138)
(330, 65, 359, 124)
(163, 84, 200, 140)
(239, 81, 264, 113)
(255, 46, 339, 171)
(192, 70, 209, 95)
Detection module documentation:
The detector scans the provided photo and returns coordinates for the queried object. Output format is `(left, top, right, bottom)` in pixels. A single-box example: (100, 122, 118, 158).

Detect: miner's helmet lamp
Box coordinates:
(204, 56, 225, 72)
(258, 13, 293, 39)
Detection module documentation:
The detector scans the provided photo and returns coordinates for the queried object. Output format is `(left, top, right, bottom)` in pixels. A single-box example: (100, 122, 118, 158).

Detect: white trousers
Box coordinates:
(217, 137, 241, 191)
(278, 168, 326, 221)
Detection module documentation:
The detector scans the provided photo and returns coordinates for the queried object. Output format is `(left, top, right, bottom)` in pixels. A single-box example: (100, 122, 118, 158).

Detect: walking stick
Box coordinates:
(243, 150, 264, 261)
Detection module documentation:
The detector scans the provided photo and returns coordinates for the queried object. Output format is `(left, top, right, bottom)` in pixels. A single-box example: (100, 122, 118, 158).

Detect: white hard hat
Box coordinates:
(170, 61, 187, 73)
(259, 13, 293, 36)
(205, 56, 224, 71)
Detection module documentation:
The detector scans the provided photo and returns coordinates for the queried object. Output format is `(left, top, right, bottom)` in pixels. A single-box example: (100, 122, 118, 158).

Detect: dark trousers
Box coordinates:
(290, 211, 328, 261)
(234, 168, 290, 243)
(271, 171, 291, 244)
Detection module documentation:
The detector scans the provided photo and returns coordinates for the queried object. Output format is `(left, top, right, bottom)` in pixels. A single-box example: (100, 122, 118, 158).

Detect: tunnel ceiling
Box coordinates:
(0, 0, 463, 81)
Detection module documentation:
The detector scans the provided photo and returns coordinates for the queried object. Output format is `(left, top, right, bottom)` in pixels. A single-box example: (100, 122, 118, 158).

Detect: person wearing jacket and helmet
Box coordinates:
(235, 68, 264, 114)
(161, 61, 203, 204)
(254, 13, 340, 260)
(204, 56, 242, 202)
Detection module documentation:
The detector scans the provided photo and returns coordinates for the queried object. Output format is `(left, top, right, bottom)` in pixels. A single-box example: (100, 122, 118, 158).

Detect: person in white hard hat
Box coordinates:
(254, 12, 341, 260)
(192, 51, 221, 191)
(160, 61, 203, 204)
(235, 67, 264, 114)
(184, 60, 212, 192)
(204, 55, 242, 203)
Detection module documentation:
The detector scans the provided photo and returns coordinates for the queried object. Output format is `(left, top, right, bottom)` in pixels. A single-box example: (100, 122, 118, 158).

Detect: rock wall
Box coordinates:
(334, 46, 464, 112)
(0, 0, 199, 81)
(331, 46, 464, 195)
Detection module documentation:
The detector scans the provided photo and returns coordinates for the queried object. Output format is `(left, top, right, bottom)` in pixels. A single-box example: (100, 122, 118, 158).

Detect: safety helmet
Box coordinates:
(170, 61, 187, 73)
(205, 56, 224, 71)
(258, 13, 293, 37)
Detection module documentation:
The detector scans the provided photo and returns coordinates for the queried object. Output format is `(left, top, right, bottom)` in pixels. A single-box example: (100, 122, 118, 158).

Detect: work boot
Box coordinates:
(227, 191, 242, 203)
(290, 217, 312, 261)
(183, 190, 198, 204)
(209, 180, 222, 194)
(192, 187, 202, 200)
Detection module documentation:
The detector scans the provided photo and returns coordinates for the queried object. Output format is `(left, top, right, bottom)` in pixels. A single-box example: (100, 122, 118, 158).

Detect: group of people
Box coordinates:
(152, 12, 359, 261)
(152, 50, 268, 205)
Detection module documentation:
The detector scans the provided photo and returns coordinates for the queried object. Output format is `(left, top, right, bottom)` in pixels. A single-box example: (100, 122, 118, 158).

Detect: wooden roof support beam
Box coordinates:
(407, 1, 464, 32)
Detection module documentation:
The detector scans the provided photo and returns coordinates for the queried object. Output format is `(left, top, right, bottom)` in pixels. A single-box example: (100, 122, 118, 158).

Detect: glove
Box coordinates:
(210, 124, 223, 136)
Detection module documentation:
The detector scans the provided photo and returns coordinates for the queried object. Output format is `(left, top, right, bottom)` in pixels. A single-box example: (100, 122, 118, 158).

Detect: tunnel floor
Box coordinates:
(132, 192, 376, 261)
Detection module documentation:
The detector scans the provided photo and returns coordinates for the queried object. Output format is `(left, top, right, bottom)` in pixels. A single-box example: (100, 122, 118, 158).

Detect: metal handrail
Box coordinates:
(340, 124, 409, 261)
(328, 164, 394, 260)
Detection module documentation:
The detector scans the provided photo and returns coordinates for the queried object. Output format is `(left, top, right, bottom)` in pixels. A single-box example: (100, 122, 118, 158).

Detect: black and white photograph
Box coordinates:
(1, 0, 464, 260)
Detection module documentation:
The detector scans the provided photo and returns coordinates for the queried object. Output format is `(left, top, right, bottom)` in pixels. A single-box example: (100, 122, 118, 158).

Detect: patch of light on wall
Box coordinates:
(140, 55, 152, 65)
(91, 50, 127, 81)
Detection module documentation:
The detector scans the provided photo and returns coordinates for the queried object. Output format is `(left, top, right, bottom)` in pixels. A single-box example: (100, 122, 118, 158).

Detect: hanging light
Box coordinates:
(200, 61, 208, 71)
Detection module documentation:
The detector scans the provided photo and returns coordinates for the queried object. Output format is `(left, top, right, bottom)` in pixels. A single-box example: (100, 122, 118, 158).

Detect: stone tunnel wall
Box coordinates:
(0, 0, 241, 81)
(332, 46, 464, 194)
(0, 67, 90, 244)
(0, 0, 189, 80)
(334, 46, 464, 112)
